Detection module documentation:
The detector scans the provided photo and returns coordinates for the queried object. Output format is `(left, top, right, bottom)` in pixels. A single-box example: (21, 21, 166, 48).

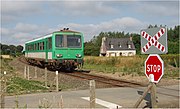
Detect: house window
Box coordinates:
(118, 42, 121, 48)
(110, 44, 114, 49)
(128, 44, 131, 49)
(128, 52, 133, 56)
(119, 52, 122, 56)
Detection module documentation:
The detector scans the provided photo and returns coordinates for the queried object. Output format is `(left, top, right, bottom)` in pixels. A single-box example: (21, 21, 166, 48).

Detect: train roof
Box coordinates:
(25, 29, 82, 44)
(54, 29, 81, 33)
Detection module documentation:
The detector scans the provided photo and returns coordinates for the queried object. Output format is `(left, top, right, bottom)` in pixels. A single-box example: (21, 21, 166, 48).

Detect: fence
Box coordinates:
(23, 65, 59, 92)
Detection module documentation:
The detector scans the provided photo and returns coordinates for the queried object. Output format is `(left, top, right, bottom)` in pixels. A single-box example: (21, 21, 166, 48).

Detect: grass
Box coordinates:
(7, 77, 48, 94)
(84, 56, 145, 75)
(83, 54, 179, 78)
(0, 57, 49, 95)
(0, 57, 14, 73)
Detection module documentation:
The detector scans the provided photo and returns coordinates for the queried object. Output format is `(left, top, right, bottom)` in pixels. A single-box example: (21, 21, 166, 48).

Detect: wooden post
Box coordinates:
(0, 92, 4, 108)
(27, 66, 30, 80)
(59, 95, 63, 108)
(149, 74, 157, 108)
(4, 71, 7, 93)
(0, 71, 6, 108)
(45, 67, 47, 87)
(174, 58, 177, 67)
(56, 71, 59, 92)
(90, 80, 95, 108)
(150, 82, 157, 108)
(133, 83, 153, 108)
(24, 66, 26, 78)
(34, 66, 37, 78)
(0, 71, 2, 108)
(134, 73, 158, 108)
(15, 95, 19, 108)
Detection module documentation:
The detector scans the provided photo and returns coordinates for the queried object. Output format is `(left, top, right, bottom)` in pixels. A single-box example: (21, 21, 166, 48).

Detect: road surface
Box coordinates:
(4, 85, 179, 108)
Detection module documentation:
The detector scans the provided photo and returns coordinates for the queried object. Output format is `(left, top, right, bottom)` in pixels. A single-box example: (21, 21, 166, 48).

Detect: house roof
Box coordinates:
(104, 37, 136, 50)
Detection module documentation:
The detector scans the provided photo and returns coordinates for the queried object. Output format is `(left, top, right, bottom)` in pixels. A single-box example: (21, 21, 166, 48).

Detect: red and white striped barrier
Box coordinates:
(141, 28, 165, 53)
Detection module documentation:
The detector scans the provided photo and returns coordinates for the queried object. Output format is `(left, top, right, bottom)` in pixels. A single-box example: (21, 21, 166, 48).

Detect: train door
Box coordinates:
(45, 38, 48, 62)
(47, 37, 52, 60)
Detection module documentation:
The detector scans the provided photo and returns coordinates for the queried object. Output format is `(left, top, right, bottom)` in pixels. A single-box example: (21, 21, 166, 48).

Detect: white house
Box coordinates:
(100, 37, 136, 57)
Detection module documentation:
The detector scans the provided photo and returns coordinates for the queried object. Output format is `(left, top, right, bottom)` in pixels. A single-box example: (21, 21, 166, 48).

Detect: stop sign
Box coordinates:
(145, 54, 164, 83)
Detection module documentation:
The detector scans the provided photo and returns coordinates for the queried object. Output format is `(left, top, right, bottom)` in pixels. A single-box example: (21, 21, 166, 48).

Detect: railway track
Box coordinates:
(65, 71, 145, 88)
(18, 56, 29, 64)
(18, 56, 145, 88)
(61, 72, 180, 99)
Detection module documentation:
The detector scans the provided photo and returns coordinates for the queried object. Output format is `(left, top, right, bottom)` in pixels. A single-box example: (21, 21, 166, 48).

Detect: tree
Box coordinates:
(1, 44, 10, 55)
(16, 45, 23, 53)
(84, 25, 179, 55)
(132, 33, 141, 54)
(0, 43, 24, 56)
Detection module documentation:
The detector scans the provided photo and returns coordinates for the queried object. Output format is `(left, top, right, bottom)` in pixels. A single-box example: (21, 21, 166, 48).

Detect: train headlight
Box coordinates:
(56, 54, 63, 58)
(76, 54, 82, 58)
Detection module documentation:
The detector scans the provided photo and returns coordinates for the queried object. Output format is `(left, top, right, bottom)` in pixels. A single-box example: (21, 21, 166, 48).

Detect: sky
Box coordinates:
(1, 0, 179, 46)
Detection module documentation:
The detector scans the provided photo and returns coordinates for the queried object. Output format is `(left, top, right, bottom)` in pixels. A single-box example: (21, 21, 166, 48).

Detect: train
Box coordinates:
(25, 28, 84, 71)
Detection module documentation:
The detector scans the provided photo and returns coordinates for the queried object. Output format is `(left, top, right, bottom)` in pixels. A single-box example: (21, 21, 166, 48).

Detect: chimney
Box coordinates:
(102, 37, 106, 44)
(130, 36, 132, 41)
(100, 37, 107, 54)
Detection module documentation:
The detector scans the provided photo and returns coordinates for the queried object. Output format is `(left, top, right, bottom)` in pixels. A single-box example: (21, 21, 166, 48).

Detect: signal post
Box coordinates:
(134, 27, 167, 108)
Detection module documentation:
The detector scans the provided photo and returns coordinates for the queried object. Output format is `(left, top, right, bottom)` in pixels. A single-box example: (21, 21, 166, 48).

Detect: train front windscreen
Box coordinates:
(55, 35, 81, 48)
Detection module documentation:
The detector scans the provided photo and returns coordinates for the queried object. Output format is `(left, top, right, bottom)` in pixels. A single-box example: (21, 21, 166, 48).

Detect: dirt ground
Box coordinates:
(90, 71, 180, 86)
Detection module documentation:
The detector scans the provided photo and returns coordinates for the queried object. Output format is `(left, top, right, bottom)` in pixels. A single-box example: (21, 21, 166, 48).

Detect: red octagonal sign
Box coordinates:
(145, 54, 164, 83)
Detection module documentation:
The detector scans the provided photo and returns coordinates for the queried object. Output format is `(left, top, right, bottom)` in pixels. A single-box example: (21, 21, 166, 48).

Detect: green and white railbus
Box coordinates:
(25, 28, 84, 70)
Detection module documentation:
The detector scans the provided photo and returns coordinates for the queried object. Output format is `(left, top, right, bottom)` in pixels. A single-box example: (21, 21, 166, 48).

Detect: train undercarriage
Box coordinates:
(26, 58, 83, 72)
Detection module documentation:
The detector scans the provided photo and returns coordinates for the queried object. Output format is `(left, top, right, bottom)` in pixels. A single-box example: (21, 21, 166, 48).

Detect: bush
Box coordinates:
(161, 54, 179, 67)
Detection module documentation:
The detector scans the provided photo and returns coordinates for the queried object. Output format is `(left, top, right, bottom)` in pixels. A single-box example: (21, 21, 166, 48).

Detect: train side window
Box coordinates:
(39, 43, 41, 50)
(29, 45, 31, 51)
(40, 42, 44, 50)
(55, 35, 63, 47)
(35, 43, 37, 50)
(32, 44, 34, 50)
(31, 44, 33, 50)
(42, 42, 44, 50)
(38, 43, 40, 50)
(40, 42, 42, 50)
(31, 44, 32, 50)
(34, 44, 36, 50)
(48, 37, 52, 49)
(29, 45, 31, 50)
(26, 46, 27, 51)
